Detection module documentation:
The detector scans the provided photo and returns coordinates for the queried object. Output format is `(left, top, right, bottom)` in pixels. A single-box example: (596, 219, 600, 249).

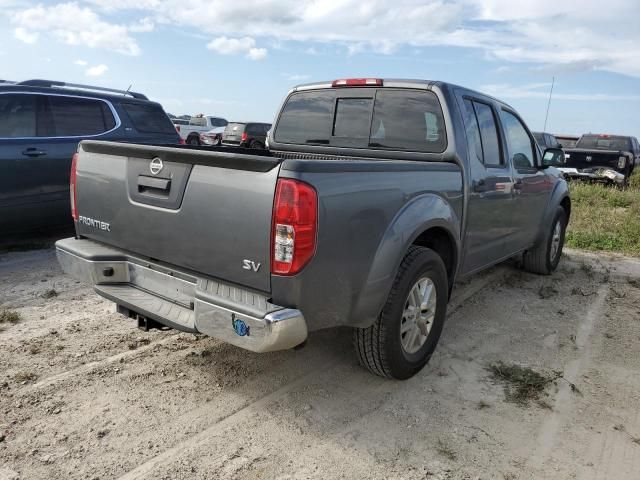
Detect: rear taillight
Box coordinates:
(175, 125, 181, 133)
(271, 179, 317, 275)
(332, 78, 383, 87)
(241, 132, 248, 142)
(70, 153, 78, 221)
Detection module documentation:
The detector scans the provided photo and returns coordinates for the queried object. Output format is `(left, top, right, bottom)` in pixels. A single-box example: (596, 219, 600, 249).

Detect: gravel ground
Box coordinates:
(1, 246, 639, 480)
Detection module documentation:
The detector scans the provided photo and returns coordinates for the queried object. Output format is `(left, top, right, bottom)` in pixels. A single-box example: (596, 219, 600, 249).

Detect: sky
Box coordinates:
(1, 0, 639, 136)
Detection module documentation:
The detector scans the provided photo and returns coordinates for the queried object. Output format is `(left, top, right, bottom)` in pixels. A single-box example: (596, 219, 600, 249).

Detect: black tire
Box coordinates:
(354, 246, 448, 380)
(522, 206, 567, 275)
(188, 136, 200, 146)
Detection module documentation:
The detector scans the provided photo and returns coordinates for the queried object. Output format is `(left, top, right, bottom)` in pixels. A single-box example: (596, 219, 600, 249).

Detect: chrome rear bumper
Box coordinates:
(56, 238, 307, 353)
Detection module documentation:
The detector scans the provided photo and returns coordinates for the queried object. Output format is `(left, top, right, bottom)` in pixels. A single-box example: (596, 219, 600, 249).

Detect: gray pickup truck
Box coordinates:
(56, 78, 570, 379)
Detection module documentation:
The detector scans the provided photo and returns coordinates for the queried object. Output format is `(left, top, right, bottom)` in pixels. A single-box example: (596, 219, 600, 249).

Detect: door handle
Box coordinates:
(472, 179, 489, 193)
(22, 148, 47, 157)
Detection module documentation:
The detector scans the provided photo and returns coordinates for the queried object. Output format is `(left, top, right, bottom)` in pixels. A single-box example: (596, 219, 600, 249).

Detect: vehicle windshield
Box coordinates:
(274, 88, 447, 153)
(576, 135, 631, 151)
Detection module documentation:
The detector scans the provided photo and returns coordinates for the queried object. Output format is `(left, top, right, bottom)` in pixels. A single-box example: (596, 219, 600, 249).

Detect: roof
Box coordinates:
(0, 79, 153, 104)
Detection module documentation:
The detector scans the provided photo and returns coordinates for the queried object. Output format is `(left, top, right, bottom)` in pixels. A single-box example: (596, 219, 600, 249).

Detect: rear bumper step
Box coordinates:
(56, 238, 307, 353)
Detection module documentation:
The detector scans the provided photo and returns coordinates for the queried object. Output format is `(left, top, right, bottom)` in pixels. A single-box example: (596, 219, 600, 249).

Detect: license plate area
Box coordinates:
(128, 263, 196, 309)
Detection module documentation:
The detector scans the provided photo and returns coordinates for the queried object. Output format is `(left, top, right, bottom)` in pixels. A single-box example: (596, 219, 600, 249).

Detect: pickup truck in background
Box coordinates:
(56, 78, 570, 380)
(562, 134, 640, 185)
(554, 134, 579, 149)
(179, 115, 228, 145)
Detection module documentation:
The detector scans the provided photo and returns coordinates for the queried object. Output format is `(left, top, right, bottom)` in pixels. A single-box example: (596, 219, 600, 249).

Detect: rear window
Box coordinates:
(274, 89, 446, 153)
(225, 123, 246, 135)
(48, 96, 116, 136)
(122, 103, 177, 134)
(576, 135, 631, 151)
(189, 116, 207, 126)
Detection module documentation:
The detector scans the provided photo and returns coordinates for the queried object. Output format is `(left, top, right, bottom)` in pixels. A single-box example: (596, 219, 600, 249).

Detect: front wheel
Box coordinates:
(354, 246, 448, 380)
(522, 206, 567, 275)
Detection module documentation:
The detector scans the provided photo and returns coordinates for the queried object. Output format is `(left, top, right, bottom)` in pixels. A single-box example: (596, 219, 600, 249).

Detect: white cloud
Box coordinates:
(14, 27, 38, 44)
(247, 47, 267, 60)
(74, 59, 88, 66)
(11, 3, 143, 55)
(129, 17, 155, 33)
(481, 83, 640, 102)
(207, 36, 267, 60)
(85, 64, 109, 77)
(8, 0, 640, 77)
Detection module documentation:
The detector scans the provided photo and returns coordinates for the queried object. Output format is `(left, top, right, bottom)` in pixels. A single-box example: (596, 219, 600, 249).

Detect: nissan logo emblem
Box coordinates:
(149, 157, 163, 175)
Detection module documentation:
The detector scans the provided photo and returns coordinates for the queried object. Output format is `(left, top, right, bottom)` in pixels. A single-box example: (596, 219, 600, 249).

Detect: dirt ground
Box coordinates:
(1, 246, 639, 480)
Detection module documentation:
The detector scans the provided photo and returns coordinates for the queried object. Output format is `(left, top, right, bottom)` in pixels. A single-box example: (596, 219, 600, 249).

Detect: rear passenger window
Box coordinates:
(122, 103, 177, 134)
(474, 102, 502, 166)
(461, 98, 502, 166)
(0, 94, 37, 138)
(48, 96, 116, 136)
(462, 99, 483, 164)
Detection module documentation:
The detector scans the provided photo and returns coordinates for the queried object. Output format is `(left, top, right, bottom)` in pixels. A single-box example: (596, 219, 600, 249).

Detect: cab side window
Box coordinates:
(461, 98, 503, 166)
(500, 110, 536, 169)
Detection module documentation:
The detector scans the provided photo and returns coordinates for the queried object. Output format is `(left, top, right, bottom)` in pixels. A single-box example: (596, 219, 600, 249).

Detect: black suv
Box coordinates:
(0, 79, 180, 235)
(221, 122, 271, 149)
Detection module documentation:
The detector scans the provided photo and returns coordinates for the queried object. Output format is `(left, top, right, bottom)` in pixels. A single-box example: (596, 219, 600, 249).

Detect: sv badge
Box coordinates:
(242, 259, 261, 272)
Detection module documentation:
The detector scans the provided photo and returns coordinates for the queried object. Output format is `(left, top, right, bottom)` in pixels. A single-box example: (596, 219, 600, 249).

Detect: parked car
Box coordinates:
(179, 115, 228, 145)
(561, 133, 639, 185)
(171, 118, 189, 134)
(533, 131, 562, 150)
(56, 78, 569, 380)
(221, 122, 271, 149)
(0, 79, 181, 236)
(198, 126, 225, 146)
(554, 134, 580, 149)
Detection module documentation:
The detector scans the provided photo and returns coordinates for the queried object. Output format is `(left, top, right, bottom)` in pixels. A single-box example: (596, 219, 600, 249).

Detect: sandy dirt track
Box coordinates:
(1, 247, 639, 480)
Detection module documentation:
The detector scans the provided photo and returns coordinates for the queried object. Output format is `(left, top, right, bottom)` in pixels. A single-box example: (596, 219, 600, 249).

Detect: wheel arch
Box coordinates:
(348, 193, 461, 329)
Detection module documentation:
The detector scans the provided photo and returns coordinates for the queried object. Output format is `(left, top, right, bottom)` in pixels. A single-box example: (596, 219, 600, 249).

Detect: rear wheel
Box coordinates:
(188, 136, 200, 146)
(522, 206, 567, 275)
(354, 246, 448, 380)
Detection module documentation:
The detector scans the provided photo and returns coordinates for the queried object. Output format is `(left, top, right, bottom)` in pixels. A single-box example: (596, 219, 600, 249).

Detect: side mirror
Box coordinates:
(541, 148, 565, 168)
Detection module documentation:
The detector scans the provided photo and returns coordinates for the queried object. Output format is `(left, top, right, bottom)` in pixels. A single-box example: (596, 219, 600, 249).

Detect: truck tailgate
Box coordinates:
(75, 141, 280, 292)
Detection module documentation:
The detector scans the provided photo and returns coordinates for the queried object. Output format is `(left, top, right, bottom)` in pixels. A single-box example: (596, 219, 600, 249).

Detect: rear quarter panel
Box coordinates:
(271, 159, 463, 331)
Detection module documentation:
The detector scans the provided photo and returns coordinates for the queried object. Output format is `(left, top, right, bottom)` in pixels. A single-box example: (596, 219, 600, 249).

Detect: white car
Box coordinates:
(179, 115, 228, 145)
(198, 126, 226, 146)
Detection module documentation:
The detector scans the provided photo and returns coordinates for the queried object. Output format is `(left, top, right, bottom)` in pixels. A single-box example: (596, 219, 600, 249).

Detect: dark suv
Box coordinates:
(533, 131, 562, 149)
(221, 122, 271, 149)
(0, 79, 180, 236)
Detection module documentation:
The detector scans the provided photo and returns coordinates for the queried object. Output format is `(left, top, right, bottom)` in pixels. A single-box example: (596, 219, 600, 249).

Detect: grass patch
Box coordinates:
(41, 289, 58, 299)
(488, 362, 560, 406)
(0, 309, 21, 324)
(566, 172, 640, 256)
(435, 439, 457, 461)
(14, 371, 38, 383)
